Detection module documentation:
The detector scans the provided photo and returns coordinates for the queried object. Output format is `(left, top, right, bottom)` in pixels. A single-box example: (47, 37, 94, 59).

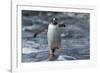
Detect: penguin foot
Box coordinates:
(33, 33, 38, 38)
(48, 54, 58, 61)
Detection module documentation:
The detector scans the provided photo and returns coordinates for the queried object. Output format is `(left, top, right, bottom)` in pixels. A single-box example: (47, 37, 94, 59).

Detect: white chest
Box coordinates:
(47, 24, 61, 47)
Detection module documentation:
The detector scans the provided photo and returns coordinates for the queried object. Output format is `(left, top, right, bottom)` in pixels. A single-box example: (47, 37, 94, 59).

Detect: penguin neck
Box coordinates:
(49, 23, 58, 30)
(50, 23, 58, 27)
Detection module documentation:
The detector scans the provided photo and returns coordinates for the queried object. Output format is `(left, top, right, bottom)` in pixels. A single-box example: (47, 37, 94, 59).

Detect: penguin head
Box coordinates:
(51, 18, 58, 25)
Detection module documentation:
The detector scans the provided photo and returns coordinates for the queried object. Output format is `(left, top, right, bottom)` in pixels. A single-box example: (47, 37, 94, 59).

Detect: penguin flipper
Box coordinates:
(59, 23, 66, 27)
(33, 33, 38, 38)
(33, 29, 47, 38)
(33, 26, 48, 38)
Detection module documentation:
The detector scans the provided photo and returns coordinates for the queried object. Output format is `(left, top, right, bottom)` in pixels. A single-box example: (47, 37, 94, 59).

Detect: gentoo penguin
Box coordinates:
(47, 18, 65, 61)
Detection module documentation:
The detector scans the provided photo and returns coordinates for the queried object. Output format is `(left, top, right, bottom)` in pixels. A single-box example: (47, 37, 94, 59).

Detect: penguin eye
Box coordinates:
(51, 18, 58, 25)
